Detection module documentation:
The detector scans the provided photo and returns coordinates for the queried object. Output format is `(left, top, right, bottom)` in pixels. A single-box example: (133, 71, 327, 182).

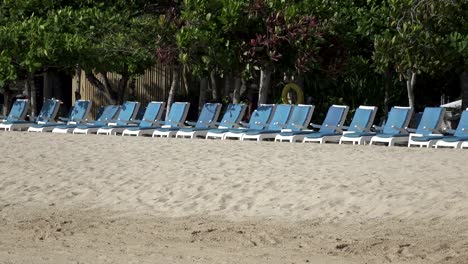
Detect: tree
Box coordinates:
(372, 0, 466, 109)
(0, 0, 160, 107)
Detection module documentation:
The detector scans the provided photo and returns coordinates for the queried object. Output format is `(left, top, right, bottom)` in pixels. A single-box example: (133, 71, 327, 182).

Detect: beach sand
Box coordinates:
(0, 132, 467, 263)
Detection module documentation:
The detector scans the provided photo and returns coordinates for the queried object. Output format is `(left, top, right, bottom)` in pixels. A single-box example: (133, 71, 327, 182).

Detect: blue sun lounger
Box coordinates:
(433, 109, 468, 149)
(225, 104, 293, 141)
(120, 102, 166, 136)
(52, 105, 120, 134)
(71, 101, 138, 135)
(0, 99, 29, 123)
(241, 104, 316, 141)
(71, 105, 122, 134)
(205, 104, 276, 140)
(339, 106, 412, 145)
(95, 101, 141, 135)
(243, 104, 315, 141)
(96, 101, 166, 135)
(176, 103, 247, 139)
(0, 99, 60, 131)
(152, 103, 221, 138)
(28, 100, 92, 132)
(303, 105, 377, 144)
(275, 104, 349, 142)
(126, 102, 190, 136)
(405, 107, 446, 147)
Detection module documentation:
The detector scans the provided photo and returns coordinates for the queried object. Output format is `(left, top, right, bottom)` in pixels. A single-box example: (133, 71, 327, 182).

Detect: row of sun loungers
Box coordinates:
(1, 98, 467, 149)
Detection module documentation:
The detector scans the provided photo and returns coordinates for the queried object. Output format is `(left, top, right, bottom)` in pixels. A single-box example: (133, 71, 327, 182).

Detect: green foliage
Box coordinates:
(0, 0, 160, 83)
(372, 0, 467, 79)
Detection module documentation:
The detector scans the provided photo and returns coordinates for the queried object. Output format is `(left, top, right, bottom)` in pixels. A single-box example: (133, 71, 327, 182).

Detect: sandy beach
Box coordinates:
(0, 132, 467, 263)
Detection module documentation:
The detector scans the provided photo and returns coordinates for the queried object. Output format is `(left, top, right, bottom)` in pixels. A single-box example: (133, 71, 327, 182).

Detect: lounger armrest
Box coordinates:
(372, 125, 383, 132)
(165, 120, 184, 127)
(272, 122, 288, 129)
(353, 125, 371, 132)
(407, 128, 416, 133)
(32, 116, 54, 122)
(310, 123, 321, 129)
(117, 119, 140, 125)
(254, 121, 267, 128)
(444, 128, 455, 135)
(58, 117, 70, 122)
(423, 126, 440, 133)
(324, 124, 343, 133)
(146, 120, 164, 125)
(187, 120, 212, 126)
(391, 125, 408, 133)
(0, 115, 6, 119)
(216, 121, 237, 126)
(239, 121, 251, 128)
(290, 123, 307, 130)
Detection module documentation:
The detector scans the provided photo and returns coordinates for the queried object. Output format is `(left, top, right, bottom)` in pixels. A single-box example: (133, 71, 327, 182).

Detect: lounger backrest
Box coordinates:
(37, 99, 61, 122)
(140, 102, 165, 128)
(319, 105, 349, 133)
(195, 103, 222, 129)
(454, 109, 468, 137)
(285, 104, 315, 131)
(95, 105, 120, 125)
(115, 101, 140, 125)
(348, 106, 377, 132)
(165, 102, 190, 128)
(415, 107, 445, 135)
(267, 104, 294, 130)
(69, 100, 92, 121)
(218, 104, 247, 129)
(248, 104, 275, 130)
(382, 106, 413, 135)
(6, 99, 29, 122)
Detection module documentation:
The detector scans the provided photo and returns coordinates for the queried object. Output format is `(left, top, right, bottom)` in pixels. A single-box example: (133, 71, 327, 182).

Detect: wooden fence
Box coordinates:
(72, 64, 183, 118)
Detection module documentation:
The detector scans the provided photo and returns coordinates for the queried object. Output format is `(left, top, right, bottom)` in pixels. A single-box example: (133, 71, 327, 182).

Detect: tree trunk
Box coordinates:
(233, 76, 241, 104)
(383, 68, 392, 116)
(117, 74, 130, 104)
(406, 71, 416, 109)
(75, 65, 82, 100)
(128, 78, 136, 101)
(223, 73, 232, 100)
(461, 70, 468, 110)
(2, 84, 11, 116)
(85, 71, 117, 104)
(182, 65, 190, 95)
(25, 74, 36, 117)
(199, 77, 208, 113)
(258, 66, 272, 105)
(166, 65, 180, 119)
(210, 70, 219, 101)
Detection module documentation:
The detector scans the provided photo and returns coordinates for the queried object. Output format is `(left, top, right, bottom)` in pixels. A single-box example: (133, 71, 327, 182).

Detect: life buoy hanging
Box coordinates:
(281, 83, 304, 104)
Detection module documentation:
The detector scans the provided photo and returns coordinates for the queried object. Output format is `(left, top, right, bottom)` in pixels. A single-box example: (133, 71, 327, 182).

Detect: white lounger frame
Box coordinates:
(242, 105, 314, 142)
(96, 102, 141, 135)
(177, 105, 246, 139)
(276, 105, 348, 143)
(368, 106, 413, 146)
(0, 99, 60, 131)
(121, 102, 166, 137)
(340, 106, 412, 146)
(206, 104, 275, 140)
(151, 102, 191, 138)
(304, 106, 374, 144)
(28, 100, 92, 133)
